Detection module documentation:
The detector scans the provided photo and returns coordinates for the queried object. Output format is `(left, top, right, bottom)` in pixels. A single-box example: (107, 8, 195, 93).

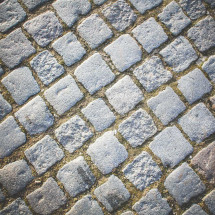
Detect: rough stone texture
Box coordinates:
(52, 32, 86, 66)
(0, 0, 26, 33)
(178, 68, 212, 104)
(121, 212, 134, 215)
(132, 17, 168, 53)
(202, 55, 215, 83)
(0, 28, 36, 69)
(25, 135, 64, 175)
(15, 96, 54, 135)
(147, 87, 186, 125)
(149, 126, 193, 168)
(23, 11, 63, 47)
(87, 131, 128, 174)
(129, 0, 163, 14)
(102, 0, 137, 31)
(93, 0, 107, 5)
(0, 198, 32, 215)
(118, 108, 157, 147)
(53, 0, 91, 27)
(94, 175, 130, 212)
(164, 162, 205, 205)
(158, 1, 191, 36)
(104, 34, 142, 72)
(78, 14, 113, 49)
(57, 156, 96, 197)
(178, 103, 215, 143)
(105, 75, 143, 115)
(74, 53, 115, 94)
(44, 75, 83, 115)
(0, 160, 33, 195)
(160, 36, 198, 73)
(123, 151, 162, 190)
(188, 16, 215, 52)
(66, 195, 104, 215)
(30, 50, 65, 86)
(2, 67, 40, 105)
(203, 190, 215, 215)
(55, 115, 93, 153)
(182, 204, 207, 215)
(204, 0, 215, 7)
(0, 93, 12, 120)
(191, 141, 215, 184)
(27, 178, 67, 215)
(133, 189, 172, 215)
(22, 0, 49, 10)
(133, 56, 172, 92)
(0, 189, 5, 202)
(0, 116, 26, 159)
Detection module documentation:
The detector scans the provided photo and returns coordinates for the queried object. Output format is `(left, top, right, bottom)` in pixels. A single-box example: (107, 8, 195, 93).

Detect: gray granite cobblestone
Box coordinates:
(202, 55, 215, 83)
(182, 204, 208, 215)
(203, 190, 215, 215)
(0, 94, 12, 120)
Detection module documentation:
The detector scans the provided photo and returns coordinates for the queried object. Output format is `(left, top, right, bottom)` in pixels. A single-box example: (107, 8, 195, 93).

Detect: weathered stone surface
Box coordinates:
(123, 151, 162, 190)
(2, 67, 40, 105)
(164, 162, 205, 205)
(57, 156, 96, 197)
(0, 94, 12, 120)
(202, 55, 215, 83)
(30, 50, 65, 86)
(104, 34, 142, 72)
(74, 53, 115, 94)
(24, 11, 63, 47)
(22, 0, 49, 10)
(133, 189, 171, 215)
(160, 36, 198, 73)
(121, 211, 134, 215)
(182, 204, 207, 215)
(178, 103, 215, 143)
(15, 96, 54, 135)
(27, 178, 67, 215)
(149, 126, 193, 168)
(0, 189, 5, 202)
(87, 131, 128, 174)
(94, 175, 130, 212)
(105, 75, 143, 115)
(203, 190, 215, 215)
(118, 108, 157, 147)
(0, 160, 33, 195)
(204, 0, 215, 7)
(0, 28, 36, 69)
(188, 16, 215, 52)
(133, 56, 172, 92)
(132, 17, 168, 53)
(93, 0, 107, 5)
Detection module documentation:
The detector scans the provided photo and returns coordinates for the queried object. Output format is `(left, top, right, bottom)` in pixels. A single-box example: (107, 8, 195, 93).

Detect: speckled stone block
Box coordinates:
(182, 204, 207, 215)
(0, 189, 5, 202)
(202, 55, 215, 83)
(22, 0, 49, 10)
(0, 94, 12, 120)
(203, 190, 215, 215)
(93, 0, 107, 5)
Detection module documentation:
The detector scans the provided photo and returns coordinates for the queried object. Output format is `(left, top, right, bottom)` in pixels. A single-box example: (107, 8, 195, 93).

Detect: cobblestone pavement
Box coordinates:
(0, 0, 215, 214)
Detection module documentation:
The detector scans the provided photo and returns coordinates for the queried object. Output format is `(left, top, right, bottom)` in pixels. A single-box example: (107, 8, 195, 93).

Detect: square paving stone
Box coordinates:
(102, 0, 137, 32)
(2, 67, 40, 105)
(52, 32, 86, 66)
(57, 156, 96, 197)
(74, 53, 115, 95)
(66, 195, 104, 215)
(27, 177, 67, 215)
(178, 103, 215, 143)
(0, 189, 5, 202)
(104, 34, 142, 72)
(77, 14, 113, 49)
(147, 87, 186, 125)
(188, 16, 215, 52)
(0, 160, 34, 195)
(22, 0, 49, 10)
(191, 141, 215, 184)
(82, 99, 115, 132)
(203, 190, 215, 215)
(44, 75, 83, 115)
(94, 175, 130, 212)
(0, 116, 26, 159)
(158, 1, 191, 36)
(53, 0, 91, 27)
(182, 204, 207, 215)
(87, 131, 128, 174)
(23, 11, 63, 47)
(105, 75, 143, 115)
(160, 36, 198, 73)
(55, 115, 93, 153)
(0, 93, 12, 120)
(123, 151, 162, 190)
(149, 126, 193, 168)
(118, 108, 157, 147)
(133, 56, 172, 92)
(177, 68, 212, 104)
(202, 55, 215, 83)
(15, 96, 54, 135)
(30, 50, 65, 86)
(93, 0, 107, 5)
(164, 162, 205, 205)
(25, 135, 64, 175)
(0, 28, 36, 69)
(133, 188, 172, 215)
(132, 17, 168, 53)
